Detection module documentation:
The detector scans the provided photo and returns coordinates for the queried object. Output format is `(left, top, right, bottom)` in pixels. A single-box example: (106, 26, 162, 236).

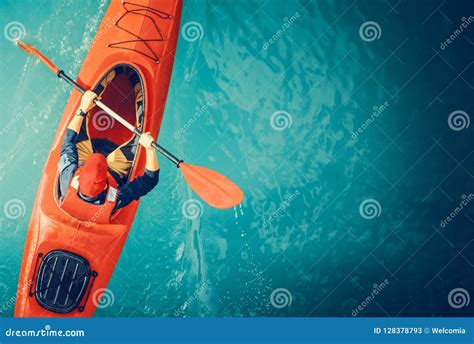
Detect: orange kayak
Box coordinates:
(15, 0, 182, 317)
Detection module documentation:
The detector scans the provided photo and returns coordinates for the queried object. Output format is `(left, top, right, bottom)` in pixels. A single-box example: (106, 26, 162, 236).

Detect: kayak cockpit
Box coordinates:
(77, 64, 145, 185)
(54, 64, 145, 222)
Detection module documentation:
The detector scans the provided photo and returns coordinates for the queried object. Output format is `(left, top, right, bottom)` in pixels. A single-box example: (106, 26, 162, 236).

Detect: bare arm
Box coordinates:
(139, 132, 159, 172)
(67, 90, 99, 134)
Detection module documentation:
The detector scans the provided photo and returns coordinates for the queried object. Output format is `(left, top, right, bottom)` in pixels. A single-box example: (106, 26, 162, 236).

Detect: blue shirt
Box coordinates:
(59, 129, 159, 213)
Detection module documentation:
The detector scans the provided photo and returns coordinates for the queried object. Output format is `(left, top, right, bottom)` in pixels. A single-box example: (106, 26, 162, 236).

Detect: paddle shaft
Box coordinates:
(57, 71, 182, 166)
(17, 41, 245, 208)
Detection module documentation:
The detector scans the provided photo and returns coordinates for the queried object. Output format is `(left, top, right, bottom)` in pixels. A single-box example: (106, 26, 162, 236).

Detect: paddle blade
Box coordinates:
(17, 41, 60, 74)
(180, 163, 244, 209)
(17, 41, 34, 54)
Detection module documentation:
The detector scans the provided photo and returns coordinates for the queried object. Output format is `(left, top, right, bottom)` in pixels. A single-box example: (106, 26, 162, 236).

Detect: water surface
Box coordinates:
(0, 0, 473, 317)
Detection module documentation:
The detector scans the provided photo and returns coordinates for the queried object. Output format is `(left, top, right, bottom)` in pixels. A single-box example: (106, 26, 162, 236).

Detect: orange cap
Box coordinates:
(79, 153, 108, 197)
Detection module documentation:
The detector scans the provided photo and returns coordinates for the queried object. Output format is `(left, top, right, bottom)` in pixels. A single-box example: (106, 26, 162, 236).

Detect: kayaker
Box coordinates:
(58, 90, 159, 222)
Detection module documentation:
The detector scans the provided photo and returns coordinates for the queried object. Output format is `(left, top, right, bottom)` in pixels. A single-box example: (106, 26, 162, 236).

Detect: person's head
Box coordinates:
(78, 153, 108, 198)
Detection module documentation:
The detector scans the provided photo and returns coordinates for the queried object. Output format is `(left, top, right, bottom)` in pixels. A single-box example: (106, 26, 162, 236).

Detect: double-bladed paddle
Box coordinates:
(17, 41, 244, 209)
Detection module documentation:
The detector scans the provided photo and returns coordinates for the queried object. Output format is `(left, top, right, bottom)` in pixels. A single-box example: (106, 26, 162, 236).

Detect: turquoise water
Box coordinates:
(0, 0, 473, 317)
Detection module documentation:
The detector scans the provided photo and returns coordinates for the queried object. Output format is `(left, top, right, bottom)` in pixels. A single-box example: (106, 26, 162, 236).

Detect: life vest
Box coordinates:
(60, 167, 118, 224)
